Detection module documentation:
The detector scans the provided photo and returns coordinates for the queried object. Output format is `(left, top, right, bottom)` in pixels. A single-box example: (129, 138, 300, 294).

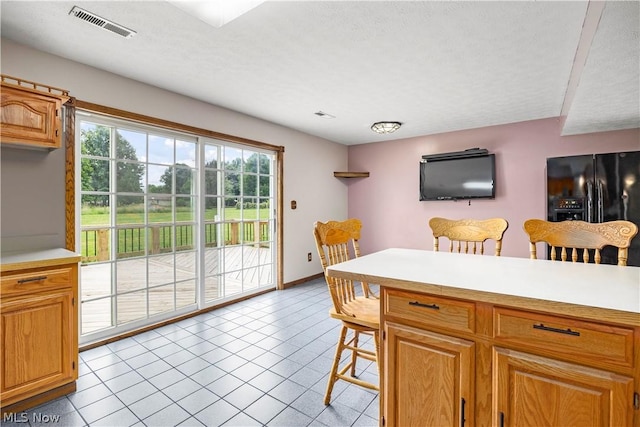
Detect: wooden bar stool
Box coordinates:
(313, 218, 379, 405)
(429, 217, 509, 256)
(523, 219, 638, 265)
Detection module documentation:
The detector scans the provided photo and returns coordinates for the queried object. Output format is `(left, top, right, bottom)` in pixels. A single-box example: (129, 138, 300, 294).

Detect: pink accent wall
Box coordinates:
(347, 118, 640, 258)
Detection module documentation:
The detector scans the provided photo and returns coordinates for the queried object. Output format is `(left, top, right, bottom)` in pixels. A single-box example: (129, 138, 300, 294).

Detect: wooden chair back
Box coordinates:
(523, 219, 638, 266)
(429, 217, 509, 256)
(314, 218, 374, 315)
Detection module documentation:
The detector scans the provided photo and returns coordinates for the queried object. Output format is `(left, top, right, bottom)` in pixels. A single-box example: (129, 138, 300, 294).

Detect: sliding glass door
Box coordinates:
(201, 141, 276, 305)
(77, 114, 276, 343)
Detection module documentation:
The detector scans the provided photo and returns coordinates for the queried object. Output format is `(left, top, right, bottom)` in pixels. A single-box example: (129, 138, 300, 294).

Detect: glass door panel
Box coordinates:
(78, 115, 277, 343)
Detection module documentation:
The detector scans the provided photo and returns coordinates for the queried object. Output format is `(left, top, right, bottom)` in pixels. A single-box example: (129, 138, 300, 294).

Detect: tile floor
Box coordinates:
(3, 278, 379, 427)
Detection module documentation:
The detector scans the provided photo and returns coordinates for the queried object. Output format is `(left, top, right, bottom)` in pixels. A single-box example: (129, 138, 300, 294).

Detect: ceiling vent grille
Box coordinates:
(69, 6, 136, 38)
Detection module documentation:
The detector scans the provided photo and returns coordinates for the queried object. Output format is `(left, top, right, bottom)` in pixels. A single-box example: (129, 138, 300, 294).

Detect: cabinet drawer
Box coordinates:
(494, 307, 634, 367)
(1, 267, 73, 297)
(384, 289, 475, 334)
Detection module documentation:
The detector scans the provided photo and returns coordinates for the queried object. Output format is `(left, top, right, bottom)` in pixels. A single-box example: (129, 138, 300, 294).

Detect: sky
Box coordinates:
(80, 120, 255, 190)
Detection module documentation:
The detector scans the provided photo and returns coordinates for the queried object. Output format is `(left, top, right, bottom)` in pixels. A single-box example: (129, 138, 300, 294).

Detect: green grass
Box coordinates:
(81, 206, 270, 226)
(80, 205, 271, 262)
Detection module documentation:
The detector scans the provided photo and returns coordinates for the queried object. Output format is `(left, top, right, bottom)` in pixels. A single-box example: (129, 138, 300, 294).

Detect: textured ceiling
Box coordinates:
(1, 1, 638, 145)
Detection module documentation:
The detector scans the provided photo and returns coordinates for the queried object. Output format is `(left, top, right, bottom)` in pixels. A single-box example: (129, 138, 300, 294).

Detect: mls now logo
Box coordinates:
(3, 412, 61, 423)
(2, 412, 28, 423)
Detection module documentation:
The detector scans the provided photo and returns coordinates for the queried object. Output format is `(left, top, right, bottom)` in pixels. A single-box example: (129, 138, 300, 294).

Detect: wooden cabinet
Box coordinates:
(385, 322, 474, 427)
(493, 307, 635, 368)
(1, 75, 70, 149)
(493, 347, 634, 427)
(381, 288, 640, 427)
(0, 254, 79, 411)
(492, 308, 636, 427)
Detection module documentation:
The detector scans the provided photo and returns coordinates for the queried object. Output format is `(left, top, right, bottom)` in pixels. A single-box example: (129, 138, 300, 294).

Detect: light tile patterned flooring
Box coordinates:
(4, 278, 379, 427)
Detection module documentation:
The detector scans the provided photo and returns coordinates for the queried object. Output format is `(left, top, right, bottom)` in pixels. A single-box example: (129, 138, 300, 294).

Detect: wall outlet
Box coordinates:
(307, 252, 312, 262)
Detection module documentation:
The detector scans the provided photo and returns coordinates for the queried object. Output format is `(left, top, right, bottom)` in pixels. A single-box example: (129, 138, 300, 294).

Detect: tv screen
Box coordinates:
(420, 154, 495, 201)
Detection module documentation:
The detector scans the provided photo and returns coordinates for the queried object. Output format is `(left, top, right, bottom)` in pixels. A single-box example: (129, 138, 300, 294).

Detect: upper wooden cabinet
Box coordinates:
(1, 75, 70, 149)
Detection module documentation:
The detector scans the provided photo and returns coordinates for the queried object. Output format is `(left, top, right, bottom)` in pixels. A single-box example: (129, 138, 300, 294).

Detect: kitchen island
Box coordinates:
(327, 248, 640, 427)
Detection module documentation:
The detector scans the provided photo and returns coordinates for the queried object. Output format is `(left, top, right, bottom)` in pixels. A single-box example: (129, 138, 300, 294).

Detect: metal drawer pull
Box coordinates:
(409, 301, 440, 310)
(17, 276, 48, 284)
(533, 323, 580, 336)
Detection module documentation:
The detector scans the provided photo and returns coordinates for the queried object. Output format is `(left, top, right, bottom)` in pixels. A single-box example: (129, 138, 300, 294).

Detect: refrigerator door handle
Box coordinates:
(586, 181, 594, 222)
(597, 180, 604, 223)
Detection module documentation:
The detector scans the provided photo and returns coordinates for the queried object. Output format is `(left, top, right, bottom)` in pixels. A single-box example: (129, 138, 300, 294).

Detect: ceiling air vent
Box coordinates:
(69, 6, 136, 38)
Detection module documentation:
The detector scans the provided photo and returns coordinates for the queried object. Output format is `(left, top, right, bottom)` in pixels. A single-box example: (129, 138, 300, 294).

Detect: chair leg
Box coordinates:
(350, 331, 359, 377)
(374, 330, 381, 379)
(324, 325, 348, 405)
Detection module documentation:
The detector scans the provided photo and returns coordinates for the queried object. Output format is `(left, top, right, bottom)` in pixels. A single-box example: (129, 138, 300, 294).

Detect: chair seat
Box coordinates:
(329, 296, 379, 330)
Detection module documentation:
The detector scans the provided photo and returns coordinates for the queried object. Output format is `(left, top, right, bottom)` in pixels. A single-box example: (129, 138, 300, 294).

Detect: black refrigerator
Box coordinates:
(546, 151, 640, 266)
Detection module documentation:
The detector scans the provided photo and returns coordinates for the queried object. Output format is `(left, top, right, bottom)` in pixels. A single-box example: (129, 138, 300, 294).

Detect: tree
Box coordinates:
(147, 184, 165, 194)
(158, 164, 194, 206)
(242, 153, 271, 198)
(224, 157, 242, 204)
(204, 159, 219, 209)
(164, 164, 193, 195)
(81, 128, 109, 202)
(81, 126, 144, 206)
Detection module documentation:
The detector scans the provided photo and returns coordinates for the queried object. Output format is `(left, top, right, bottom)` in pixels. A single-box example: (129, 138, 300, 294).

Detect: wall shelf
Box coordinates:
(334, 171, 369, 178)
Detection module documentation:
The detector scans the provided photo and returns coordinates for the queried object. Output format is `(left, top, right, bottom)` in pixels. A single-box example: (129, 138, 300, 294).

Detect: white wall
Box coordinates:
(0, 39, 346, 283)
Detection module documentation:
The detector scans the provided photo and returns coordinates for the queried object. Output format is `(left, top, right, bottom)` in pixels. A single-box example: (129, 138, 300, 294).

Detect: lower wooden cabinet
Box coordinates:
(1, 291, 76, 402)
(493, 347, 634, 427)
(384, 323, 474, 427)
(0, 258, 79, 410)
(381, 288, 639, 427)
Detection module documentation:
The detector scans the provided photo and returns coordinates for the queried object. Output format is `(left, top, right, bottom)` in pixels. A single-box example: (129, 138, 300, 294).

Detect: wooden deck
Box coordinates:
(80, 246, 274, 334)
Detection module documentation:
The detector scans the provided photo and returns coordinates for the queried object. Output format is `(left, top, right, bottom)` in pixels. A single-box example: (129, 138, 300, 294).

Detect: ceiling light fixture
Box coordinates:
(371, 121, 402, 134)
(167, 0, 264, 28)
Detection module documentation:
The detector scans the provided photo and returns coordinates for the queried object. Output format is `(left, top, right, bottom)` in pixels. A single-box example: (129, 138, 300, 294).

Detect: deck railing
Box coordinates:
(81, 220, 270, 263)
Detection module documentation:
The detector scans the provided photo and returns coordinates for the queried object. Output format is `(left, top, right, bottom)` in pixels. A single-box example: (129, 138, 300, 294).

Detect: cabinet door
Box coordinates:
(493, 347, 634, 427)
(0, 291, 76, 405)
(385, 322, 474, 427)
(0, 86, 63, 148)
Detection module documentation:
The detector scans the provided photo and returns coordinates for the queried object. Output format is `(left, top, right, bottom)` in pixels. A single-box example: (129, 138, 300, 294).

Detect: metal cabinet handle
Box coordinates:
(17, 276, 48, 284)
(408, 301, 440, 310)
(533, 323, 580, 336)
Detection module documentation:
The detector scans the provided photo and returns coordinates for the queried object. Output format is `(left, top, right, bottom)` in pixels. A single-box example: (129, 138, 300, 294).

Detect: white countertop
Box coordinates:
(327, 248, 640, 315)
(1, 248, 80, 272)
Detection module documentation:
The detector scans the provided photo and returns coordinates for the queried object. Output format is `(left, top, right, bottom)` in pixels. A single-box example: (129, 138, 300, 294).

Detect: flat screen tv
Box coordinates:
(420, 154, 496, 201)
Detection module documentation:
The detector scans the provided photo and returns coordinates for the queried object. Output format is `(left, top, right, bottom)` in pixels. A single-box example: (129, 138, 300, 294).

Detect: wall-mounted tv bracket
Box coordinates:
(422, 148, 489, 162)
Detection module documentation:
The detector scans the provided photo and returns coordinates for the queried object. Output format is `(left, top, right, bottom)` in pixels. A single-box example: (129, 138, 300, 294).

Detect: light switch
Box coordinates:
(291, 200, 297, 209)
